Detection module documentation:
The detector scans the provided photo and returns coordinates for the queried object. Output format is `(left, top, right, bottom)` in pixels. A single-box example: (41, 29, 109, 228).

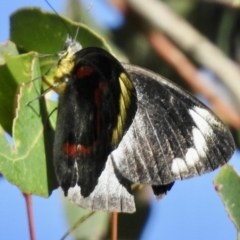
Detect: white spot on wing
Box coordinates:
(192, 127, 207, 157)
(193, 106, 221, 126)
(171, 148, 200, 177)
(185, 147, 200, 167)
(189, 108, 213, 137)
(171, 106, 216, 178)
(171, 158, 188, 177)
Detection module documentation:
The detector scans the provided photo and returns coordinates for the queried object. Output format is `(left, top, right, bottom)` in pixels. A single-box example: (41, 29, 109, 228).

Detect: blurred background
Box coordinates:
(1, 0, 240, 239)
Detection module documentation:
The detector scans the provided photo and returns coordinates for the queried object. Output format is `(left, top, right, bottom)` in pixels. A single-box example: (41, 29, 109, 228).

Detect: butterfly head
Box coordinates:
(54, 36, 82, 94)
(62, 35, 82, 53)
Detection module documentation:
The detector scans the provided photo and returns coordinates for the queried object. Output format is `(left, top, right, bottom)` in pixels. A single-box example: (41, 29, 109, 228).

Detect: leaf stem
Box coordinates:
(23, 193, 36, 240)
(111, 212, 118, 240)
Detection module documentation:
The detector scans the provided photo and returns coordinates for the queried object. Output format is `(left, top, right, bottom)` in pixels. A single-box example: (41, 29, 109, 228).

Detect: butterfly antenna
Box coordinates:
(85, 2, 94, 15)
(74, 2, 93, 42)
(45, 0, 72, 37)
(74, 26, 80, 42)
(25, 1, 68, 107)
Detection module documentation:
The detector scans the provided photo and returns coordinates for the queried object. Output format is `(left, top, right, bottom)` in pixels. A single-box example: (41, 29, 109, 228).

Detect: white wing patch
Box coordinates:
(171, 158, 188, 176)
(193, 106, 221, 127)
(171, 106, 215, 178)
(189, 107, 213, 137)
(68, 157, 136, 213)
(192, 127, 208, 158)
(171, 148, 200, 177)
(185, 147, 199, 167)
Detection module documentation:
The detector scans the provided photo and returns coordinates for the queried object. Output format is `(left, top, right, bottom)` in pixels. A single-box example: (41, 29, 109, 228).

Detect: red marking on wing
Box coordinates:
(94, 82, 107, 137)
(76, 66, 93, 79)
(94, 82, 107, 106)
(64, 143, 96, 157)
(64, 143, 77, 158)
(78, 145, 93, 156)
(94, 88, 101, 107)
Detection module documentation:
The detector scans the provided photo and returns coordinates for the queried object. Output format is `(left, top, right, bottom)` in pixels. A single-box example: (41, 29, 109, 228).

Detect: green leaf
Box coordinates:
(0, 8, 112, 197)
(0, 51, 57, 196)
(0, 41, 19, 65)
(10, 7, 110, 54)
(214, 165, 240, 234)
(10, 7, 112, 87)
(0, 43, 35, 134)
(62, 196, 110, 239)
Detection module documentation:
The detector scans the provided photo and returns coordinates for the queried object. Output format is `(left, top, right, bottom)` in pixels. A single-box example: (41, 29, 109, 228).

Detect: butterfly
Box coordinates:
(52, 35, 235, 213)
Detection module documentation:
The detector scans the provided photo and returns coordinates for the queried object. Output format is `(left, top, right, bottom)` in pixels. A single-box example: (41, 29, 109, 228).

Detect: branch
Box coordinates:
(148, 31, 240, 128)
(107, 0, 240, 128)
(124, 0, 240, 113)
(60, 211, 95, 240)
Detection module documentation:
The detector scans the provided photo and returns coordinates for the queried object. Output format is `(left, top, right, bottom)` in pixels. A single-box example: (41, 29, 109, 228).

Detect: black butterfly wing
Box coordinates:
(54, 48, 137, 210)
(68, 63, 234, 213)
(111, 64, 235, 189)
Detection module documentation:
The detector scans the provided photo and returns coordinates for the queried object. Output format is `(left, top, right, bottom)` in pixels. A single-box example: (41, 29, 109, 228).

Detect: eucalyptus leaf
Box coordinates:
(0, 51, 57, 196)
(214, 165, 240, 235)
(0, 7, 112, 197)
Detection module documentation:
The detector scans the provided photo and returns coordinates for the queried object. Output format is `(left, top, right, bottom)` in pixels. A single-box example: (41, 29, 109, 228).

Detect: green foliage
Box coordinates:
(0, 42, 23, 134)
(10, 8, 112, 86)
(0, 44, 57, 196)
(1, 5, 239, 239)
(0, 8, 110, 197)
(63, 197, 110, 239)
(10, 8, 110, 54)
(214, 165, 240, 237)
(0, 8, 117, 238)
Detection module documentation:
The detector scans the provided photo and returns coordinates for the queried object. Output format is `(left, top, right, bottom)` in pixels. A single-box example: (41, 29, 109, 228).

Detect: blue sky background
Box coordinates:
(1, 1, 240, 240)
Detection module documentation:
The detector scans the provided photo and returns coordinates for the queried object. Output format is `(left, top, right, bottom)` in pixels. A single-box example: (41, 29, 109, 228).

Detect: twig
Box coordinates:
(22, 193, 36, 240)
(125, 0, 240, 112)
(111, 212, 118, 240)
(107, 0, 240, 127)
(60, 211, 95, 240)
(147, 31, 240, 128)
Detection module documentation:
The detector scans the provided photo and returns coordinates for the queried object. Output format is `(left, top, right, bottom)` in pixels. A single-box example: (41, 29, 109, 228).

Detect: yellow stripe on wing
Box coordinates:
(111, 72, 134, 146)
